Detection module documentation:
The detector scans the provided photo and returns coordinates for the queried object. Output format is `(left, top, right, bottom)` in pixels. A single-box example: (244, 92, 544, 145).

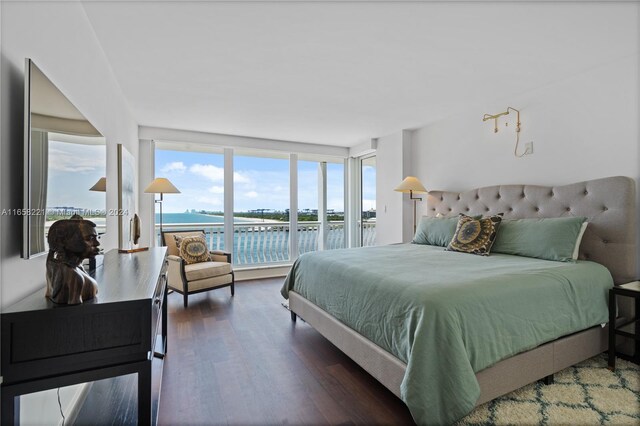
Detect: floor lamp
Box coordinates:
(394, 176, 428, 233)
(145, 178, 181, 244)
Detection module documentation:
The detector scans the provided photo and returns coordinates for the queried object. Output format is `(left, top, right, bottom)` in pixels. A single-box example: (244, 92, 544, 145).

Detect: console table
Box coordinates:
(1, 247, 168, 425)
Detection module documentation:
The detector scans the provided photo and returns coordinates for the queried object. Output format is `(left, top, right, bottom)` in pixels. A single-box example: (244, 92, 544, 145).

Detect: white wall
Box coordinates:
(0, 2, 139, 422)
(1, 1, 139, 306)
(375, 130, 413, 245)
(410, 53, 639, 274)
(138, 139, 156, 247)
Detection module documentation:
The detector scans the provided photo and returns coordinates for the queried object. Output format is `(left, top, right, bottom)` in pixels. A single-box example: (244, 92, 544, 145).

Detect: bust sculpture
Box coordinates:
(46, 218, 100, 304)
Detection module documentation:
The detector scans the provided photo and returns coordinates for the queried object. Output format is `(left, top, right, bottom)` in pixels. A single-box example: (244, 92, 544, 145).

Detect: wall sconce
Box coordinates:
(482, 106, 531, 157)
(483, 107, 520, 133)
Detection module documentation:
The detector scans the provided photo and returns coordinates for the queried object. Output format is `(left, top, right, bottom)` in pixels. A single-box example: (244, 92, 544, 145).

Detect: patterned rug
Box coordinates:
(457, 354, 640, 425)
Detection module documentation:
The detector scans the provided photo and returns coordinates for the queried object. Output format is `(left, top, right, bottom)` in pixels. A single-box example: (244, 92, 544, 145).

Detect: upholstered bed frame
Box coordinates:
(288, 176, 637, 408)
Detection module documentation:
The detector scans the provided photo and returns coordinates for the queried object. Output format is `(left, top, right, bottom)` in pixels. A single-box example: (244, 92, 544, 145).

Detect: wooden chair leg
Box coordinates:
(291, 311, 297, 322)
(230, 283, 235, 296)
(183, 293, 188, 308)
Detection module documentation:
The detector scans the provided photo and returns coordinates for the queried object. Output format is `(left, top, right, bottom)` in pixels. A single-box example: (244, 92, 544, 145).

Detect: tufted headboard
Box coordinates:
(427, 176, 637, 285)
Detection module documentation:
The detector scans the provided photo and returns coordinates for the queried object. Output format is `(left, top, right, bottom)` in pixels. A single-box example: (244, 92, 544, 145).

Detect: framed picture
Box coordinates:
(117, 144, 136, 249)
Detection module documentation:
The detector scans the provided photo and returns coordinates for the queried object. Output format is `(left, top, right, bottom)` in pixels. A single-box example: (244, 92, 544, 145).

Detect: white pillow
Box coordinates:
(572, 222, 588, 260)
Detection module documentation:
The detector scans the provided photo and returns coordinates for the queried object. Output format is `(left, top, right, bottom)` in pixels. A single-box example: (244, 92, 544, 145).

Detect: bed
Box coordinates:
(281, 176, 637, 425)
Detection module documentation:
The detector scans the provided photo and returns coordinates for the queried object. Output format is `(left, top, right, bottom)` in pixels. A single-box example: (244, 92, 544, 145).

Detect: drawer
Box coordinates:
(1, 301, 150, 384)
(150, 271, 167, 355)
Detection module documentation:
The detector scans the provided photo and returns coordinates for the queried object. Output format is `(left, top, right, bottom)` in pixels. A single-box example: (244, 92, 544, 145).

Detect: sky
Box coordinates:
(47, 140, 106, 210)
(155, 149, 376, 213)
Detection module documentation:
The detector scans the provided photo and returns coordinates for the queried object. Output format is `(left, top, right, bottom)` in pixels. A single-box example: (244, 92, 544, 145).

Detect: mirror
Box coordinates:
(23, 59, 106, 259)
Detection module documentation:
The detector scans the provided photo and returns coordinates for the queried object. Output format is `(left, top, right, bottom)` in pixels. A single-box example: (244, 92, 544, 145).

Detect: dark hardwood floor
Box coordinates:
(158, 278, 414, 425)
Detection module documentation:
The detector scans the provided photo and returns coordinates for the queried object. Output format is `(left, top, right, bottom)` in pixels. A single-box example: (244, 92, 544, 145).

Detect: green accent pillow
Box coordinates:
(492, 217, 587, 262)
(446, 214, 503, 256)
(412, 216, 460, 247)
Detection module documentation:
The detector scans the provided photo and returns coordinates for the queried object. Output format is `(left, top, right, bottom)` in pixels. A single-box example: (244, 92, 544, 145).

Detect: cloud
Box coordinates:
(209, 186, 224, 194)
(161, 161, 186, 173)
(234, 172, 251, 184)
(190, 164, 251, 184)
(48, 147, 99, 173)
(190, 164, 224, 182)
(231, 168, 292, 210)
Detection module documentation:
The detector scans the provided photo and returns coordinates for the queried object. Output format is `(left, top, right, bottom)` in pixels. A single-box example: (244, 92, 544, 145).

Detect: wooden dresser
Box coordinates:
(1, 247, 168, 425)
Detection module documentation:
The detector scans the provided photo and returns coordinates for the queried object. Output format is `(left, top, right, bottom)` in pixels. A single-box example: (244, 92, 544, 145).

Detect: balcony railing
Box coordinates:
(157, 220, 375, 266)
(235, 222, 291, 264)
(360, 221, 376, 247)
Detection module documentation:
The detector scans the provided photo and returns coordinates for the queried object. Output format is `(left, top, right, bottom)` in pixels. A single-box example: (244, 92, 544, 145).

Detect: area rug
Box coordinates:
(457, 354, 640, 425)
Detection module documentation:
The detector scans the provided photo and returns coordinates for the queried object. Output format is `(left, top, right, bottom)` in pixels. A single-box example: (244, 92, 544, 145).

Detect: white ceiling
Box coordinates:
(81, 1, 638, 147)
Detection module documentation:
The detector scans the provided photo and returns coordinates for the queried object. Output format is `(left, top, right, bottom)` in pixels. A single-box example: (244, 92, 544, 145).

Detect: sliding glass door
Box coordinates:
(360, 155, 376, 247)
(297, 159, 346, 254)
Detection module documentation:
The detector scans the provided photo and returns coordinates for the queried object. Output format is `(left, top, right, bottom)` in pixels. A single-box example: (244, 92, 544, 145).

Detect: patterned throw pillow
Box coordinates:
(173, 234, 187, 249)
(446, 213, 503, 256)
(176, 235, 211, 264)
(173, 233, 205, 249)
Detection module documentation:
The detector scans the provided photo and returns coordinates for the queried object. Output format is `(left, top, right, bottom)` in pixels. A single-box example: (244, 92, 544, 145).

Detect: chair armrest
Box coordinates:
(210, 250, 231, 264)
(166, 255, 185, 288)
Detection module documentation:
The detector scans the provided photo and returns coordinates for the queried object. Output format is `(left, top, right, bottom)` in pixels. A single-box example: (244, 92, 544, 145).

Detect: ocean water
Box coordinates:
(157, 212, 225, 223)
(157, 212, 260, 223)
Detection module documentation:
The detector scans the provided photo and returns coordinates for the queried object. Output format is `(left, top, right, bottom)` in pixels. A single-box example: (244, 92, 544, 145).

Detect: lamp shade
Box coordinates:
(394, 176, 427, 193)
(144, 178, 181, 194)
(89, 177, 107, 192)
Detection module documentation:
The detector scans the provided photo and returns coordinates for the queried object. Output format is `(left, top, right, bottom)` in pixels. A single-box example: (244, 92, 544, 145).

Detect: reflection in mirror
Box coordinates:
(24, 59, 106, 258)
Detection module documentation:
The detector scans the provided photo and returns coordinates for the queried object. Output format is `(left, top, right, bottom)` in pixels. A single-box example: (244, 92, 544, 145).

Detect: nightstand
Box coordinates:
(608, 281, 640, 370)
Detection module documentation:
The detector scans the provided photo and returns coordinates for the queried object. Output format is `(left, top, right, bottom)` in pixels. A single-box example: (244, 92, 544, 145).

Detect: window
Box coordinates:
(233, 152, 290, 265)
(154, 143, 353, 266)
(297, 160, 320, 254)
(154, 147, 225, 249)
(326, 162, 346, 249)
(361, 156, 376, 246)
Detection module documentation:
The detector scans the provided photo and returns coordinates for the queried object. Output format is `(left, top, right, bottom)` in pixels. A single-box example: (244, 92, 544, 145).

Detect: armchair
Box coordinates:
(161, 230, 234, 307)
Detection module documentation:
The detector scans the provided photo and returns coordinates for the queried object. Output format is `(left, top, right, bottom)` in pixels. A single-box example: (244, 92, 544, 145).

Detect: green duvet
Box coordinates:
(281, 244, 613, 425)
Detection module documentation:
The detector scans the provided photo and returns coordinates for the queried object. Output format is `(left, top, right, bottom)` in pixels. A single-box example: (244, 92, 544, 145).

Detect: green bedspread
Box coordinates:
(281, 244, 613, 425)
